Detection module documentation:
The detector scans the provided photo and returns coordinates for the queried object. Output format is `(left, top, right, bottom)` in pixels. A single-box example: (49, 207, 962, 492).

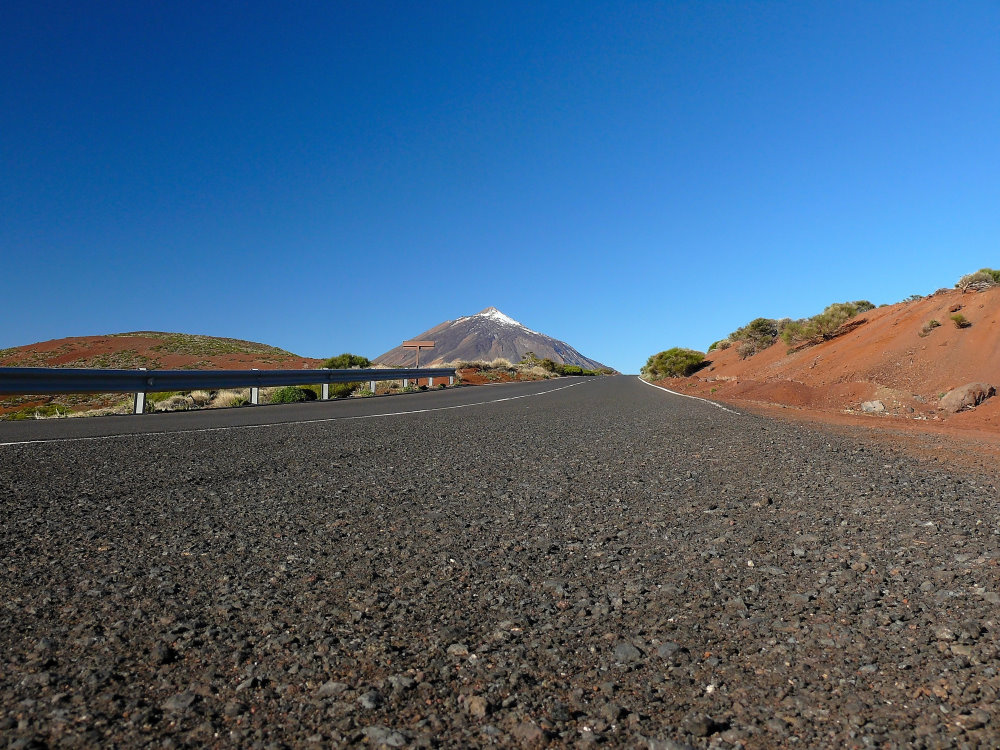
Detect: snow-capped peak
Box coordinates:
(453, 307, 538, 333)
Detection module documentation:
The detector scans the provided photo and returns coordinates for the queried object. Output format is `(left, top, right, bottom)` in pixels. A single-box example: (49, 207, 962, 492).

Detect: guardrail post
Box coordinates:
(250, 369, 259, 405)
(369, 379, 376, 393)
(449, 375, 454, 385)
(402, 378, 409, 388)
(427, 376, 434, 388)
(134, 368, 147, 414)
(321, 368, 330, 400)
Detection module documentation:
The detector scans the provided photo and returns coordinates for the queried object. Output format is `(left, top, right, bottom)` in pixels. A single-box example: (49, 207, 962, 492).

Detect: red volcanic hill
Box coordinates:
(0, 331, 323, 416)
(659, 286, 1000, 433)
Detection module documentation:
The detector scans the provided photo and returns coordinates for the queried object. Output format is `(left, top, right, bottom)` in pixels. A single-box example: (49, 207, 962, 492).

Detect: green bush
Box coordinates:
(956, 268, 1000, 290)
(269, 386, 317, 404)
(641, 348, 706, 379)
(730, 318, 780, 359)
(329, 382, 361, 398)
(780, 301, 874, 345)
(707, 339, 731, 352)
(951, 313, 971, 328)
(322, 353, 371, 369)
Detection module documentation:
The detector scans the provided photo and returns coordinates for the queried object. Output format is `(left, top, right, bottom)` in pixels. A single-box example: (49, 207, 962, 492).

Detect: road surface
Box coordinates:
(2, 376, 997, 748)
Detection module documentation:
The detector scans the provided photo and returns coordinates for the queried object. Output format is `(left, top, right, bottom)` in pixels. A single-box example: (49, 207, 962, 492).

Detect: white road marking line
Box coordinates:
(0, 381, 588, 448)
(637, 376, 740, 414)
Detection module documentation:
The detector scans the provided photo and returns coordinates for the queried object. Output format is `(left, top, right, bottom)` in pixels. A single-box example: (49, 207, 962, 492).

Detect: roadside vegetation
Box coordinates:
(641, 348, 706, 379)
(956, 268, 1000, 291)
(643, 265, 998, 378)
(452, 353, 611, 382)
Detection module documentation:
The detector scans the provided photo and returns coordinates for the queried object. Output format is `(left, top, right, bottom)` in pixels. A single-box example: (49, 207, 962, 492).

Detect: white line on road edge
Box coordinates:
(0, 381, 589, 448)
(637, 376, 740, 414)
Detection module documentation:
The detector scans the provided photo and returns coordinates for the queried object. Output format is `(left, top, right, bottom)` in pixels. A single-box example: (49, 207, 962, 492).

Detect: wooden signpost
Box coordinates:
(402, 340, 435, 368)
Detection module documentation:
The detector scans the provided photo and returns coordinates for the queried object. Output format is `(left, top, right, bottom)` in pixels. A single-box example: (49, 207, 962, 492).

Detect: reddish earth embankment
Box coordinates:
(0, 332, 324, 415)
(656, 286, 1000, 445)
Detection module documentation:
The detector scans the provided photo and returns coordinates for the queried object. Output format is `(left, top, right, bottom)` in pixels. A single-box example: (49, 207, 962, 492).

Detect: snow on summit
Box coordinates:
(455, 307, 539, 334)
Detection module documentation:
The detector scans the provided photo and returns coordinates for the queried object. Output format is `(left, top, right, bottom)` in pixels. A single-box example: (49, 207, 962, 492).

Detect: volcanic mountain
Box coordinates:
(374, 307, 611, 370)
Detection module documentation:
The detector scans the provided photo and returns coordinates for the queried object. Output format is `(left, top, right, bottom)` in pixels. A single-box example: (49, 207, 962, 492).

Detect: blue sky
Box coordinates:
(2, 1, 997, 373)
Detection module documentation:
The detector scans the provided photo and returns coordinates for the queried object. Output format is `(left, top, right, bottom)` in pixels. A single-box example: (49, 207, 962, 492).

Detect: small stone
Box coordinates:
(613, 641, 643, 663)
(362, 725, 407, 747)
(861, 400, 885, 413)
(162, 691, 197, 712)
(466, 695, 490, 718)
(656, 642, 681, 658)
(511, 721, 544, 743)
(446, 643, 469, 656)
(317, 680, 348, 697)
(683, 714, 727, 737)
(358, 690, 383, 709)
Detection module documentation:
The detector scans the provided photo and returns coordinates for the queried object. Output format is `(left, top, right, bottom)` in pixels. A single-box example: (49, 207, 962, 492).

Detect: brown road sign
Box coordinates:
(402, 340, 435, 367)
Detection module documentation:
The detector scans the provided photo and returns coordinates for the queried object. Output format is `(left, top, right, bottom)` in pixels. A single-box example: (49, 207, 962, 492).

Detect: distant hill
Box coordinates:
(0, 332, 322, 416)
(374, 307, 613, 371)
(0, 331, 322, 371)
(652, 285, 1000, 433)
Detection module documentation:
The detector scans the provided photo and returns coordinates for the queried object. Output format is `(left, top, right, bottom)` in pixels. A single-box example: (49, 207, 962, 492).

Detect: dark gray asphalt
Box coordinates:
(0, 379, 586, 445)
(2, 376, 999, 748)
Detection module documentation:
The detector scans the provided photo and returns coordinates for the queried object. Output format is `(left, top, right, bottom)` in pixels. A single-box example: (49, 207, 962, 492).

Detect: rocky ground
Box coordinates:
(2, 377, 999, 748)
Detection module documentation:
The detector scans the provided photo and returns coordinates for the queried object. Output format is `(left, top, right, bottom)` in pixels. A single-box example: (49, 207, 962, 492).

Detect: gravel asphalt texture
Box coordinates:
(3, 376, 1000, 749)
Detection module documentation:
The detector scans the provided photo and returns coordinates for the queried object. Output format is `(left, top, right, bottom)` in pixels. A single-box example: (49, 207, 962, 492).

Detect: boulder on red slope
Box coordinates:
(939, 383, 996, 413)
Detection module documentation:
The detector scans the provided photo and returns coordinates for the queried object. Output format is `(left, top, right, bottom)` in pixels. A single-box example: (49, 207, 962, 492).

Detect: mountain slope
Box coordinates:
(662, 286, 1000, 431)
(374, 307, 612, 370)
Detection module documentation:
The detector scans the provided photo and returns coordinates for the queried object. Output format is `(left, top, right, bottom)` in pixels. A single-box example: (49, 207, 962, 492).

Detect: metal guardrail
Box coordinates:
(0, 366, 457, 414)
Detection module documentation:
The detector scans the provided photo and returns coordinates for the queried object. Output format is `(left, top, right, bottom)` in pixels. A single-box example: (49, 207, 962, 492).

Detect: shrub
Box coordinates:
(322, 353, 371, 369)
(919, 320, 941, 337)
(329, 382, 361, 398)
(707, 339, 731, 352)
(641, 348, 706, 379)
(956, 268, 1000, 290)
(354, 387, 375, 398)
(951, 313, 971, 328)
(212, 389, 249, 408)
(189, 390, 211, 406)
(780, 301, 873, 345)
(730, 318, 780, 359)
(269, 386, 317, 404)
(538, 358, 557, 372)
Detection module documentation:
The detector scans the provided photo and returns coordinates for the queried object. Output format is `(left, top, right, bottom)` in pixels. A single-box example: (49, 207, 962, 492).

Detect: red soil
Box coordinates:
(655, 286, 1000, 465)
(0, 332, 323, 415)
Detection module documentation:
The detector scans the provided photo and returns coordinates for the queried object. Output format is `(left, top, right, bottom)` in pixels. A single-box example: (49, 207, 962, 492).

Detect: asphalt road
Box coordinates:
(2, 376, 999, 748)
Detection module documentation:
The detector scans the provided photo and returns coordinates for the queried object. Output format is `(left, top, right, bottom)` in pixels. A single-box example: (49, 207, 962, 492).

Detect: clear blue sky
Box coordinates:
(2, 2, 997, 373)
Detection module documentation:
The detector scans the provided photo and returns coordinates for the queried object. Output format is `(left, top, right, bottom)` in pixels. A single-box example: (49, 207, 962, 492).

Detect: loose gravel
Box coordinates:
(2, 376, 999, 749)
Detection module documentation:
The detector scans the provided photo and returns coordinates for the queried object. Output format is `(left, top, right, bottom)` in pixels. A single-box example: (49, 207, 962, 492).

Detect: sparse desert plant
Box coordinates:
(489, 357, 514, 370)
(354, 387, 375, 397)
(730, 318, 780, 359)
(951, 313, 972, 328)
(329, 381, 361, 398)
(322, 353, 372, 369)
(211, 389, 250, 408)
(918, 320, 941, 337)
(190, 390, 211, 406)
(401, 385, 419, 393)
(707, 339, 731, 352)
(152, 394, 192, 412)
(956, 268, 1000, 291)
(269, 386, 317, 404)
(641, 348, 706, 379)
(780, 301, 873, 345)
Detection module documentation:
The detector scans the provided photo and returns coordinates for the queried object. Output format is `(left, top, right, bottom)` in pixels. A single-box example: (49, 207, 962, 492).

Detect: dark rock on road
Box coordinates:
(1, 376, 999, 748)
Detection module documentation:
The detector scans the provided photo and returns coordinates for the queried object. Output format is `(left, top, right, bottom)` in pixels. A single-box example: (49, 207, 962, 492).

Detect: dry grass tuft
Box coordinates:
(211, 389, 250, 408)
